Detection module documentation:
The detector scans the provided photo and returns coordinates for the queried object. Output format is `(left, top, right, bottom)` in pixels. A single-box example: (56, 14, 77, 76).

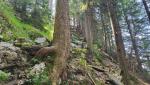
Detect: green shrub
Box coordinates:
(28, 69, 51, 85)
(79, 56, 87, 68)
(72, 48, 87, 57)
(93, 44, 103, 62)
(0, 70, 10, 82)
(31, 73, 50, 85)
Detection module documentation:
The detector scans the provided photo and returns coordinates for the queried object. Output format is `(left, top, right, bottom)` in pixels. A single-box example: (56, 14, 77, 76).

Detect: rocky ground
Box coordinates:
(0, 41, 148, 85)
(0, 42, 29, 85)
(0, 41, 124, 85)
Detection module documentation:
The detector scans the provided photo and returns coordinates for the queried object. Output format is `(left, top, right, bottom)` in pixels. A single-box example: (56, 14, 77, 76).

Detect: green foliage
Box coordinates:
(0, 2, 37, 39)
(11, 0, 52, 29)
(79, 56, 87, 68)
(69, 0, 81, 17)
(28, 71, 50, 85)
(93, 44, 102, 61)
(0, 70, 10, 82)
(41, 23, 54, 41)
(72, 48, 87, 57)
(30, 58, 40, 64)
(27, 64, 51, 85)
(30, 73, 50, 85)
(72, 33, 80, 43)
(2, 31, 12, 41)
(0, 1, 54, 41)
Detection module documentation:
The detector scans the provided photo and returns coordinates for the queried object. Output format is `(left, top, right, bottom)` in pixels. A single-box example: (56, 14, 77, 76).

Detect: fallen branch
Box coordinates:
(21, 45, 43, 55)
(35, 46, 56, 57)
(87, 72, 96, 85)
(22, 45, 56, 57)
(91, 66, 105, 72)
(101, 51, 114, 61)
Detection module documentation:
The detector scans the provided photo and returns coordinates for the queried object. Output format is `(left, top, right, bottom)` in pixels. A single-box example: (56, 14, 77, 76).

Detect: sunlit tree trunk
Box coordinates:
(48, 0, 53, 11)
(107, 28, 112, 53)
(107, 0, 131, 84)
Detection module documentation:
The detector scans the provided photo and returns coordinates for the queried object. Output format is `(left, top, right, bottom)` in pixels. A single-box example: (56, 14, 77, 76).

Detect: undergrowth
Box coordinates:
(0, 1, 53, 41)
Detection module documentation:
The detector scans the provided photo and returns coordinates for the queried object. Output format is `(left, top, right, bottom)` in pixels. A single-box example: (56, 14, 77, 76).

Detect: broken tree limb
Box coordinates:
(35, 46, 56, 57)
(21, 45, 56, 57)
(21, 45, 43, 55)
(101, 50, 114, 61)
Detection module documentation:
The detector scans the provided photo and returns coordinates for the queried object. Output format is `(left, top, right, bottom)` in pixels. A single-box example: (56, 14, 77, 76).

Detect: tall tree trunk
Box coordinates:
(107, 0, 131, 84)
(146, 56, 150, 70)
(107, 28, 112, 53)
(124, 14, 143, 72)
(104, 27, 108, 52)
(83, 1, 94, 63)
(50, 0, 70, 84)
(36, 0, 70, 85)
(142, 0, 150, 23)
(101, 13, 108, 52)
(83, 12, 93, 63)
(99, 13, 104, 48)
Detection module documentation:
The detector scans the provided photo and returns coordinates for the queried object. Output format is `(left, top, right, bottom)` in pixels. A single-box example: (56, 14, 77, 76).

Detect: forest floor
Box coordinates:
(0, 40, 124, 85)
(0, 33, 150, 85)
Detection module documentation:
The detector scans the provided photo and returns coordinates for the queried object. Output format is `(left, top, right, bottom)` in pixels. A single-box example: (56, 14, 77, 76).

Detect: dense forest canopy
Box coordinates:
(0, 0, 150, 85)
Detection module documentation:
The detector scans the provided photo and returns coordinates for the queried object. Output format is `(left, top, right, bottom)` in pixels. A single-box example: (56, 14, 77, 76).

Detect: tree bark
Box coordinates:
(50, 0, 70, 84)
(101, 13, 108, 52)
(107, 0, 131, 84)
(146, 56, 150, 70)
(83, 2, 94, 64)
(36, 0, 70, 85)
(142, 0, 150, 23)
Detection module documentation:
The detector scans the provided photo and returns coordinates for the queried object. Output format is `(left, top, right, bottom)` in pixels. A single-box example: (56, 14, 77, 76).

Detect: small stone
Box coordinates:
(35, 37, 46, 44)
(0, 42, 13, 48)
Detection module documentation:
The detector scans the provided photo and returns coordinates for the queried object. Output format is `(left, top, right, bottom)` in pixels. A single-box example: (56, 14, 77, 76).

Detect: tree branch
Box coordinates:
(35, 46, 56, 57)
